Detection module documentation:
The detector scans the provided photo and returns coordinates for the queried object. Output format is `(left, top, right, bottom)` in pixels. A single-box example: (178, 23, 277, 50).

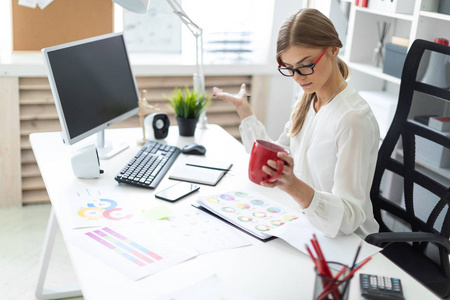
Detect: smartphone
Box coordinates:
(155, 182, 200, 202)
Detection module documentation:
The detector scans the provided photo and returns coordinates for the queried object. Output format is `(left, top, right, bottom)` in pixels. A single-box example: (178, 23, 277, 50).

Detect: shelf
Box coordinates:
(347, 61, 402, 84)
(355, 6, 414, 21)
(419, 10, 450, 21)
(396, 149, 450, 182)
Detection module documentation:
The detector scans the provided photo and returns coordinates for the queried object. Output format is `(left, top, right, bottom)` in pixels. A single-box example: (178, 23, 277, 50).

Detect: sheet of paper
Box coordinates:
(141, 205, 173, 221)
(197, 190, 301, 239)
(18, 0, 37, 8)
(69, 224, 196, 281)
(155, 274, 256, 300)
(69, 186, 145, 228)
(37, 0, 53, 9)
(270, 216, 381, 266)
(149, 206, 251, 255)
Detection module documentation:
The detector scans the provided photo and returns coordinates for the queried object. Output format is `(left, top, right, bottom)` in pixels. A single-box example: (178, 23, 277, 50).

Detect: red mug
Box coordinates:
(248, 140, 289, 184)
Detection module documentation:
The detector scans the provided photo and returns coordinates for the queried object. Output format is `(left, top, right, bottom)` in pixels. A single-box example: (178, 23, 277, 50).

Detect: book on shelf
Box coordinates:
(391, 36, 409, 47)
(429, 116, 450, 131)
(414, 114, 438, 126)
(193, 190, 301, 241)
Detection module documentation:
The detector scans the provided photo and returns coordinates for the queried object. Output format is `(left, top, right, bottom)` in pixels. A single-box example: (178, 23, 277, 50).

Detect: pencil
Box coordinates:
(350, 241, 363, 270)
(341, 241, 363, 295)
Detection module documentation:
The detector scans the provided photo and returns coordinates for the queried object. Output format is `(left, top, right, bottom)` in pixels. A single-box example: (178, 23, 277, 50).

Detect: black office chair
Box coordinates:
(365, 39, 450, 298)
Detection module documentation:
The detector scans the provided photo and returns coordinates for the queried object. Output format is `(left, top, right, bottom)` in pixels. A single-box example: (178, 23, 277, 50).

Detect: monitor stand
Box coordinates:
(96, 130, 129, 160)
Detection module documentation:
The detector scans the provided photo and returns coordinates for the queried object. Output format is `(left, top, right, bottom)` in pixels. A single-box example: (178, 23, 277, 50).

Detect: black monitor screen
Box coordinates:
(44, 33, 139, 143)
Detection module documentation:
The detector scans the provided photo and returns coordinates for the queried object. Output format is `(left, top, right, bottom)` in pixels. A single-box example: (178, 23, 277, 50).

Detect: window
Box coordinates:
(122, 0, 275, 64)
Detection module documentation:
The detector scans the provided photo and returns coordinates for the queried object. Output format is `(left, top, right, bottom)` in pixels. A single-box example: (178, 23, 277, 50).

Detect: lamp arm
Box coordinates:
(166, 0, 202, 38)
(166, 0, 207, 128)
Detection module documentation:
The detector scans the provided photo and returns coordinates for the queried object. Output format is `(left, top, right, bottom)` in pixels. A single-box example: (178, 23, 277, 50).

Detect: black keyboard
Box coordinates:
(115, 140, 181, 189)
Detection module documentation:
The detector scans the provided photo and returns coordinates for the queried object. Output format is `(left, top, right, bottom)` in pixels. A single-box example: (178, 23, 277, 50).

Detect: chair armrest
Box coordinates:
(365, 232, 450, 253)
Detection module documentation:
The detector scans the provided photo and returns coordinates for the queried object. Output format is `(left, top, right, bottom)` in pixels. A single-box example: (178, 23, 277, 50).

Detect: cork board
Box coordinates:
(12, 0, 114, 51)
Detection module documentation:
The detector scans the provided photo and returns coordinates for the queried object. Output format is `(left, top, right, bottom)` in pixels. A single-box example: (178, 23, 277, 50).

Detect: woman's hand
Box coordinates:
(261, 152, 314, 209)
(212, 83, 252, 120)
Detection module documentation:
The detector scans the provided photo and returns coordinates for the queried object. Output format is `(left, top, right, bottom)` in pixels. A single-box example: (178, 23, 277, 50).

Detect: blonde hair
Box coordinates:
(276, 8, 350, 136)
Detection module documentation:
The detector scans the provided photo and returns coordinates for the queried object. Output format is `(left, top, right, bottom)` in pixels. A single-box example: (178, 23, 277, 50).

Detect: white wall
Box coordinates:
(263, 0, 306, 139)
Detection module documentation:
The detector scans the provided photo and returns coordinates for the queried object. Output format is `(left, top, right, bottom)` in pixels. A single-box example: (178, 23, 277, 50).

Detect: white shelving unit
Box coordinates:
(345, 0, 450, 101)
(344, 0, 450, 182)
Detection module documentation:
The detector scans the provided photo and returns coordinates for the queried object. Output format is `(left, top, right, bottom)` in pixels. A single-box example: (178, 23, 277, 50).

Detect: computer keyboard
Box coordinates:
(115, 140, 181, 189)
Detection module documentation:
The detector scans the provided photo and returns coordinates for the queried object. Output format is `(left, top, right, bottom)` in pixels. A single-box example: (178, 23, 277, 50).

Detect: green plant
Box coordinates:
(167, 86, 211, 119)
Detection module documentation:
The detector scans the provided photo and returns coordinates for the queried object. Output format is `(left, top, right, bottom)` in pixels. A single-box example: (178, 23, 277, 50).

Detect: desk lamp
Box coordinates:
(113, 0, 208, 129)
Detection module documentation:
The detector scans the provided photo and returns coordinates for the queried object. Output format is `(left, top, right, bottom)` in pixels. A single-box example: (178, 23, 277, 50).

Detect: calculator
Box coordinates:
(360, 274, 405, 300)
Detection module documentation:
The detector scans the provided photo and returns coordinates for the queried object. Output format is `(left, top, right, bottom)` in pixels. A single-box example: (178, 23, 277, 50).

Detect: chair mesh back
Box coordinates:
(371, 39, 450, 278)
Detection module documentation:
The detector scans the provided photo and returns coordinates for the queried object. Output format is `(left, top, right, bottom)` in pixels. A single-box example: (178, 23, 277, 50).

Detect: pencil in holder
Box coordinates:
(313, 261, 352, 300)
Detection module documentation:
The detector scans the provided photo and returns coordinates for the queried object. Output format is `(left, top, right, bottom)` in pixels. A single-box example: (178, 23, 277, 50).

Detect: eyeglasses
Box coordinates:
(278, 47, 328, 77)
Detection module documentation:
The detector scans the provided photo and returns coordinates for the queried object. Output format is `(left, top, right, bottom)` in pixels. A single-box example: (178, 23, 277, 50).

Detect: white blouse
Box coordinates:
(240, 85, 380, 237)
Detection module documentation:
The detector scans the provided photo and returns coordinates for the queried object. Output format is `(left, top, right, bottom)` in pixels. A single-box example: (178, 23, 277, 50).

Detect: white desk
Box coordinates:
(30, 125, 439, 300)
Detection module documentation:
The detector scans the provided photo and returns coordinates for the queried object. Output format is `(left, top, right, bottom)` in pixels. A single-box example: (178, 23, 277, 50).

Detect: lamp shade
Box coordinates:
(112, 0, 150, 14)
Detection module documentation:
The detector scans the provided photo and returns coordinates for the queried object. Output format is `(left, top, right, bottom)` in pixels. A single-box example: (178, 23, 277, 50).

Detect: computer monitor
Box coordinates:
(42, 32, 140, 159)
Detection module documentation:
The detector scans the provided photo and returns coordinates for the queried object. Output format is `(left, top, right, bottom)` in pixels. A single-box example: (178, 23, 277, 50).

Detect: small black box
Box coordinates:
(383, 43, 408, 78)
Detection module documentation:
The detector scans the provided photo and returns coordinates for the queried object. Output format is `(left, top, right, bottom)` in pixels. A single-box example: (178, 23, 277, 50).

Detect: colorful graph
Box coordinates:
(238, 216, 252, 222)
(250, 199, 264, 205)
(71, 187, 141, 228)
(103, 208, 133, 220)
(267, 207, 281, 213)
(283, 215, 299, 222)
(221, 207, 236, 213)
(253, 212, 267, 218)
(234, 192, 249, 197)
(270, 220, 285, 227)
(77, 207, 105, 220)
(236, 203, 250, 210)
(255, 224, 271, 231)
(220, 194, 235, 201)
(85, 227, 163, 267)
(206, 197, 220, 204)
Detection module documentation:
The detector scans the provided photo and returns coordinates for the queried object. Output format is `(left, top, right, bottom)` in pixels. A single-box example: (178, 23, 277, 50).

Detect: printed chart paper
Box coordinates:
(69, 207, 250, 281)
(69, 186, 144, 228)
(197, 190, 301, 240)
(69, 225, 196, 281)
(150, 207, 251, 255)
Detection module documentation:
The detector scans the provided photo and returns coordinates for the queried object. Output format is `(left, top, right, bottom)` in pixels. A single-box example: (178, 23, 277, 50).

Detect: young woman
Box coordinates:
(212, 8, 380, 238)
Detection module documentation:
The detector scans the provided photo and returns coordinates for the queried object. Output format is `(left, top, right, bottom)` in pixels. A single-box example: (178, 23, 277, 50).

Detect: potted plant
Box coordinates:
(167, 86, 211, 136)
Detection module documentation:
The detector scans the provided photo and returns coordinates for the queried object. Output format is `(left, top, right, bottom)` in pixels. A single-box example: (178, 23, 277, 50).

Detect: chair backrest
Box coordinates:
(370, 39, 450, 278)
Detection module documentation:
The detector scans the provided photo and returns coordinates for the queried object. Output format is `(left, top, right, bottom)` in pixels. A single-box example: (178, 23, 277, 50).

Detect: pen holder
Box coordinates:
(313, 262, 352, 300)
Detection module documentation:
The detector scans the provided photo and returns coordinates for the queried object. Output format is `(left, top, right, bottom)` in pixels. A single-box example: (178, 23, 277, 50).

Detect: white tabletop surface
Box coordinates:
(30, 125, 440, 300)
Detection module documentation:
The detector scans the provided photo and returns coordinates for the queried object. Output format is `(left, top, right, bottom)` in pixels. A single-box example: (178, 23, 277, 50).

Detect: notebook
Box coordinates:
(185, 157, 233, 171)
(194, 190, 301, 241)
(169, 165, 227, 186)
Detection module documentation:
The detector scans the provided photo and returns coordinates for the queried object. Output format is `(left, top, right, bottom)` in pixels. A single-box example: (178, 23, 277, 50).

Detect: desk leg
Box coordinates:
(35, 207, 82, 300)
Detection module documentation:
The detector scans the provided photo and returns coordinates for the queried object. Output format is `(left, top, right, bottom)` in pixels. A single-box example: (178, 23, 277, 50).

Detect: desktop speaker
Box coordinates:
(71, 144, 104, 179)
(144, 113, 170, 140)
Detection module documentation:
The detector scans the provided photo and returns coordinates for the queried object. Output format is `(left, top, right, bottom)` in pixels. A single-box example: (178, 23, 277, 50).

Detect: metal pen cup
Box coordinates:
(313, 262, 352, 300)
